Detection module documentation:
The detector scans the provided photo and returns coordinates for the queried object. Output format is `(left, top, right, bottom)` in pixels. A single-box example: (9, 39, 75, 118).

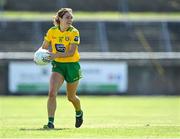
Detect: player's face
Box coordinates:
(60, 12, 73, 28)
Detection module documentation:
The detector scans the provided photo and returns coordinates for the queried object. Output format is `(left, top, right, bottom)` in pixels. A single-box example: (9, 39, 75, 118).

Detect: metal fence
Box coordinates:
(0, 20, 180, 52)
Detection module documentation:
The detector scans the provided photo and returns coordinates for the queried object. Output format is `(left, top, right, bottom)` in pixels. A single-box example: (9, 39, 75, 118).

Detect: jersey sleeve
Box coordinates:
(70, 30, 80, 45)
(44, 29, 52, 43)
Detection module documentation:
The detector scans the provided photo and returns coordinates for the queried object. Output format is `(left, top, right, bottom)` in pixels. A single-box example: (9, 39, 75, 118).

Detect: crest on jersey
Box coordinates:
(74, 36, 79, 42)
(65, 36, 70, 41)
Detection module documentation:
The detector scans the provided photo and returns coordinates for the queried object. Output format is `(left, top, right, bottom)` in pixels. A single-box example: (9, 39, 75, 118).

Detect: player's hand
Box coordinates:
(48, 52, 63, 60)
(42, 56, 51, 63)
(47, 52, 56, 60)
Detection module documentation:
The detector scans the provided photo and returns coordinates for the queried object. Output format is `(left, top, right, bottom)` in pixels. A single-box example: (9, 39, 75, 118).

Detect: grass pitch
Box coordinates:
(2, 11, 180, 21)
(0, 96, 179, 138)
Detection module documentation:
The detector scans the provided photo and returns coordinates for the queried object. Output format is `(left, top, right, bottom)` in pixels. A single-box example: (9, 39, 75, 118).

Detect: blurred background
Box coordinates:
(0, 0, 180, 95)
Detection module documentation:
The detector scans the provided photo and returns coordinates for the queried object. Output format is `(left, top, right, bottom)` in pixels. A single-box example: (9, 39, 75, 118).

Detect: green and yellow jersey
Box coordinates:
(44, 25, 80, 63)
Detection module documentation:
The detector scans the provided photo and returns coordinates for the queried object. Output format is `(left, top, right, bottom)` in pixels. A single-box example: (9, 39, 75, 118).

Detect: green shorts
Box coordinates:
(51, 61, 82, 83)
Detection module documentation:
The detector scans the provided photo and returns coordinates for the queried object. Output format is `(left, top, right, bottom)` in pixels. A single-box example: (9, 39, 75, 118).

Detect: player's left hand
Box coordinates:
(47, 52, 55, 60)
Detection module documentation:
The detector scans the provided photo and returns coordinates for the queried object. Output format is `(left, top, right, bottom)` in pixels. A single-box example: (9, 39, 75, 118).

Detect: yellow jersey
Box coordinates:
(44, 25, 80, 63)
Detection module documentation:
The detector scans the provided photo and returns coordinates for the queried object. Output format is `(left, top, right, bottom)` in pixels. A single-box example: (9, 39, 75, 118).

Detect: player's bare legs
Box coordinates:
(66, 80, 83, 128)
(48, 72, 64, 117)
(44, 72, 64, 129)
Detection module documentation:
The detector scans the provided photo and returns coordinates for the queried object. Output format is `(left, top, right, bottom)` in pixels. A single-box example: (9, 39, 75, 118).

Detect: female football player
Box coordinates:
(40, 8, 83, 129)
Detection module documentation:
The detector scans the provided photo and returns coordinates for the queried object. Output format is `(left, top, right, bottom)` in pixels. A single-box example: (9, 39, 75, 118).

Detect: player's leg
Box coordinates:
(44, 72, 64, 129)
(66, 80, 83, 128)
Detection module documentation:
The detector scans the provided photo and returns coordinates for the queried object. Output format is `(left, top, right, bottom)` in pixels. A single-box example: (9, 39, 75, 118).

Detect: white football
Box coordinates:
(34, 49, 51, 65)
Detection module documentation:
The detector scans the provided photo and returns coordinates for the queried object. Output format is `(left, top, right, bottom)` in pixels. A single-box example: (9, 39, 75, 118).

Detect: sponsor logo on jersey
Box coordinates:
(55, 44, 66, 52)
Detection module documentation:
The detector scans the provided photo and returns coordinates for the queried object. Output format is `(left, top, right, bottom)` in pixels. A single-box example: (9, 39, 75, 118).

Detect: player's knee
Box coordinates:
(67, 95, 75, 102)
(49, 89, 56, 98)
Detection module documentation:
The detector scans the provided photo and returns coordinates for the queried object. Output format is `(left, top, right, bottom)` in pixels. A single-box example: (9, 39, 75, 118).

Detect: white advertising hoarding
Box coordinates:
(79, 62, 128, 93)
(9, 61, 128, 94)
(9, 62, 51, 93)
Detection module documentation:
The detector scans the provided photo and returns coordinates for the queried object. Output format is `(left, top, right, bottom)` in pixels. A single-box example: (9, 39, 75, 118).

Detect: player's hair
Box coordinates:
(53, 8, 72, 26)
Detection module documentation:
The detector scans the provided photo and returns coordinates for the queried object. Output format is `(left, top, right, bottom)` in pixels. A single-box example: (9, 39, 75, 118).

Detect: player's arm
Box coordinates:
(52, 30, 80, 59)
(41, 40, 50, 50)
(39, 28, 51, 50)
(55, 43, 77, 58)
(49, 43, 77, 60)
(49, 30, 80, 60)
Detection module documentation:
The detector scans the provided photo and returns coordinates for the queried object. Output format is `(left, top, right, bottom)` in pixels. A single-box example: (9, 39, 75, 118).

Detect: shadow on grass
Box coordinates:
(20, 128, 70, 131)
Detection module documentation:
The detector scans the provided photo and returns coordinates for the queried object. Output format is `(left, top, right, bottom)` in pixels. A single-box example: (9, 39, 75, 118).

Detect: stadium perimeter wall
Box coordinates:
(0, 57, 180, 95)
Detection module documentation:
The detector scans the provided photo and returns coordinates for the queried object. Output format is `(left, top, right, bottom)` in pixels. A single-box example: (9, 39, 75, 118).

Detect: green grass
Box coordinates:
(0, 96, 180, 138)
(1, 11, 180, 21)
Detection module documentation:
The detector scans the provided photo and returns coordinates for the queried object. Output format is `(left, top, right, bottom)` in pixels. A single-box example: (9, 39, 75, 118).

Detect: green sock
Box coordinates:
(76, 110, 82, 117)
(48, 117, 54, 124)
